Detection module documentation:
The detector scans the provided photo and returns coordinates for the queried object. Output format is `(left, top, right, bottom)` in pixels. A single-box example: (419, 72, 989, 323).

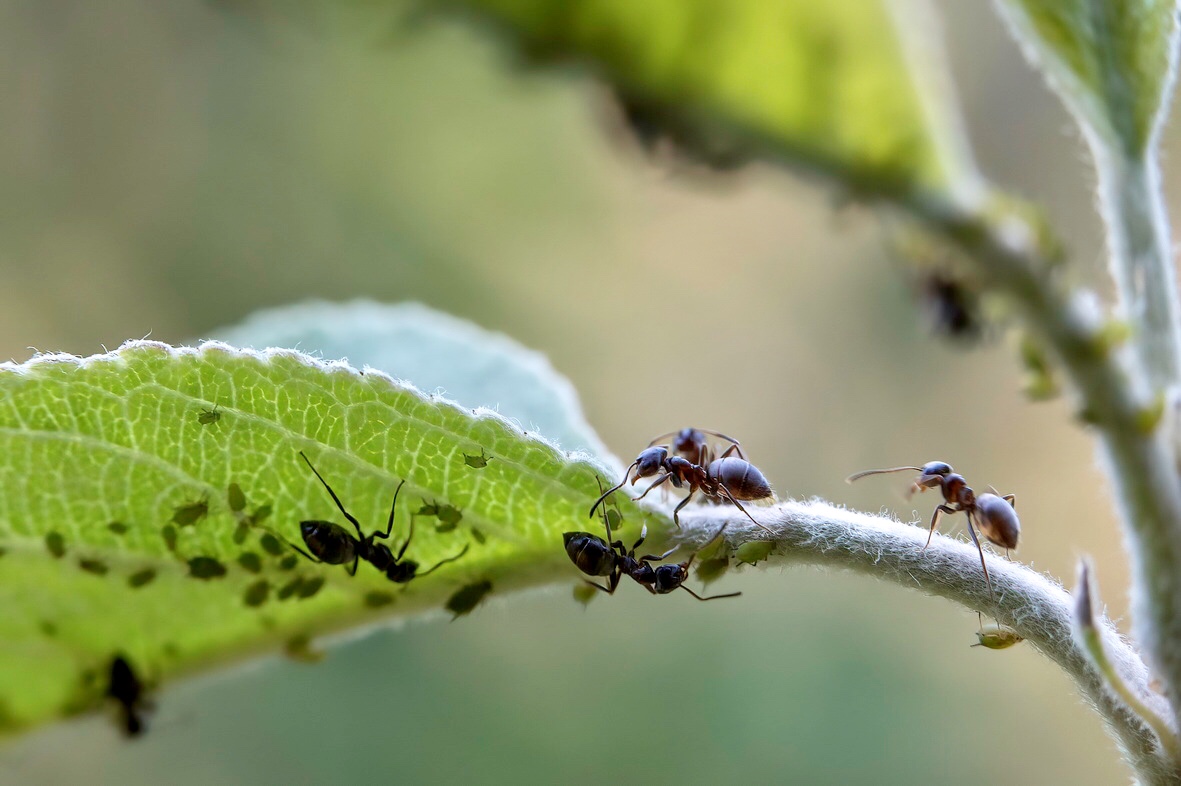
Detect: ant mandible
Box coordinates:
(590, 430, 774, 532)
(846, 461, 1020, 597)
(563, 509, 740, 601)
(291, 451, 469, 583)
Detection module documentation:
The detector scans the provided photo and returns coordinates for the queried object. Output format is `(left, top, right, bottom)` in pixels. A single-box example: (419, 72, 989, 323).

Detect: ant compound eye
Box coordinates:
(922, 462, 953, 477)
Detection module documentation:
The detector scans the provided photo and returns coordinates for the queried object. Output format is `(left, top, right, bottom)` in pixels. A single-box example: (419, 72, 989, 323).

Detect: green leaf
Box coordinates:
(993, 0, 1180, 156)
(0, 337, 644, 733)
(439, 0, 982, 198)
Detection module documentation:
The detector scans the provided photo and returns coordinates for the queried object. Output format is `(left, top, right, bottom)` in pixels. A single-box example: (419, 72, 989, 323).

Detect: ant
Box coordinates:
(563, 509, 740, 601)
(590, 432, 774, 532)
(846, 461, 1020, 597)
(645, 427, 744, 465)
(290, 451, 469, 583)
(106, 654, 153, 737)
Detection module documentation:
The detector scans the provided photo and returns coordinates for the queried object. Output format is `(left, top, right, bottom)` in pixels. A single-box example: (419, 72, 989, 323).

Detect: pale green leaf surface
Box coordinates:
(212, 299, 613, 458)
(994, 0, 1179, 156)
(0, 338, 642, 733)
(440, 0, 982, 198)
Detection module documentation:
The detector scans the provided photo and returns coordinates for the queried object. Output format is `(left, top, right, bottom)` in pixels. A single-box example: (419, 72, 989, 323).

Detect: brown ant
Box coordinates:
(590, 433, 774, 532)
(290, 451, 469, 583)
(106, 654, 153, 737)
(563, 511, 740, 601)
(846, 461, 1020, 597)
(645, 427, 744, 465)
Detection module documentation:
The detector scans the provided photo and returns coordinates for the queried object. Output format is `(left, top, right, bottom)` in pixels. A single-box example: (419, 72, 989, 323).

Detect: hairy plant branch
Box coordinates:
(900, 190, 1181, 747)
(670, 500, 1180, 783)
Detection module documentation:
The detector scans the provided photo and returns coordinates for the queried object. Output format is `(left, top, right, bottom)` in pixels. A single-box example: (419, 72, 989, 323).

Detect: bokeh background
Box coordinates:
(0, 1, 1162, 783)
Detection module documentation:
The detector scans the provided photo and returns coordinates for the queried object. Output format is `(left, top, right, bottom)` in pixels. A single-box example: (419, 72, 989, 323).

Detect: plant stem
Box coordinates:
(671, 501, 1181, 784)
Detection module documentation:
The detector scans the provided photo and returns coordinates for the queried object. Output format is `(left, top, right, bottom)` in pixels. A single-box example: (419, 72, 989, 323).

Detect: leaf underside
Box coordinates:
(0, 340, 644, 732)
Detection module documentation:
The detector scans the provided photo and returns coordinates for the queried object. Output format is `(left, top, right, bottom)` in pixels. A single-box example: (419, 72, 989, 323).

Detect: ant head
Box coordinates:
(564, 532, 615, 577)
(387, 560, 418, 583)
(673, 428, 705, 454)
(634, 446, 669, 479)
(920, 461, 953, 478)
(652, 563, 688, 594)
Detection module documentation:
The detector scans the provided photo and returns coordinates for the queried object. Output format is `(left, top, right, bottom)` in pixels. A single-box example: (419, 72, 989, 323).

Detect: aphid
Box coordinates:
(197, 405, 221, 426)
(563, 513, 740, 601)
(972, 624, 1024, 650)
(920, 273, 981, 341)
(107, 522, 130, 536)
(171, 496, 209, 527)
(106, 655, 153, 738)
(290, 451, 469, 583)
(590, 435, 774, 531)
(243, 579, 270, 608)
(127, 568, 157, 589)
(237, 552, 262, 573)
(187, 556, 227, 580)
(846, 461, 1020, 597)
(446, 580, 493, 618)
(463, 449, 492, 469)
(227, 483, 246, 514)
(78, 558, 109, 576)
(45, 532, 66, 558)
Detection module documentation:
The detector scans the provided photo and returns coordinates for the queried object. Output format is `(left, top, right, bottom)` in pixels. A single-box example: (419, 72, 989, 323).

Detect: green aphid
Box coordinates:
(242, 580, 270, 608)
(572, 583, 598, 607)
(734, 541, 774, 566)
(284, 633, 323, 663)
(232, 521, 250, 546)
(249, 504, 273, 526)
(227, 483, 246, 514)
(107, 521, 130, 536)
(694, 557, 731, 586)
(278, 554, 299, 571)
(446, 580, 493, 619)
(277, 577, 303, 600)
(296, 576, 325, 599)
(972, 625, 1024, 650)
(418, 501, 441, 517)
(39, 620, 58, 638)
(172, 497, 209, 527)
(259, 533, 284, 557)
(197, 405, 221, 426)
(0, 546, 7, 558)
(605, 509, 622, 530)
(187, 556, 227, 580)
(45, 532, 66, 559)
(463, 449, 492, 469)
(127, 569, 157, 589)
(237, 552, 262, 574)
(78, 558, 109, 576)
(471, 528, 486, 545)
(364, 591, 395, 608)
(437, 505, 463, 530)
(161, 525, 178, 552)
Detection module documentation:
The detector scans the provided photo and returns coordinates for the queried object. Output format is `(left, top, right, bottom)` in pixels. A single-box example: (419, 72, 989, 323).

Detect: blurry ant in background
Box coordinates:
(645, 427, 744, 465)
(290, 452, 469, 583)
(564, 506, 740, 601)
(846, 461, 1020, 597)
(590, 429, 774, 532)
(106, 654, 153, 738)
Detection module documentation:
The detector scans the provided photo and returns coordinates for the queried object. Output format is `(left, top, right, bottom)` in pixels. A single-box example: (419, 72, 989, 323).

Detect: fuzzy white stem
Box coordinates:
(669, 500, 1180, 783)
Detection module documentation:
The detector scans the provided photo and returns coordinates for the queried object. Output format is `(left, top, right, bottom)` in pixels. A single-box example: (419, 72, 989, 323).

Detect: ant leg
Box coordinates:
(632, 473, 673, 501)
(415, 544, 471, 578)
(374, 480, 407, 541)
(964, 513, 995, 600)
(1003, 494, 1016, 509)
(671, 490, 697, 528)
(583, 579, 614, 594)
(717, 488, 774, 534)
(589, 463, 637, 519)
(680, 586, 741, 601)
(285, 541, 322, 565)
(299, 451, 365, 540)
(396, 510, 417, 561)
(719, 444, 745, 460)
(347, 554, 359, 577)
(922, 505, 956, 551)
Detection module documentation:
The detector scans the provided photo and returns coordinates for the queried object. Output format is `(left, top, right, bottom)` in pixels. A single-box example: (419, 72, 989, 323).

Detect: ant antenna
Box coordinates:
(589, 463, 637, 519)
(845, 466, 923, 483)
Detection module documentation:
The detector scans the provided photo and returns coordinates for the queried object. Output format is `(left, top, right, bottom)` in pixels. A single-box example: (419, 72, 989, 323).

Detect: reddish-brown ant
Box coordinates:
(591, 431, 774, 532)
(564, 509, 740, 601)
(846, 461, 1020, 597)
(290, 452, 469, 583)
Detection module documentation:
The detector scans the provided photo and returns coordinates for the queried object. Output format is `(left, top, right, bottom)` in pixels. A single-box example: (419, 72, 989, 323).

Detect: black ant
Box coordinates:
(290, 451, 469, 583)
(563, 511, 740, 601)
(106, 655, 153, 737)
(590, 433, 774, 532)
(846, 461, 1020, 597)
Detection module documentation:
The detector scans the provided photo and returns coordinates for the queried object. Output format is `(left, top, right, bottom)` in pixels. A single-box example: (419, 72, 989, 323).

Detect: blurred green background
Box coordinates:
(0, 1, 1160, 783)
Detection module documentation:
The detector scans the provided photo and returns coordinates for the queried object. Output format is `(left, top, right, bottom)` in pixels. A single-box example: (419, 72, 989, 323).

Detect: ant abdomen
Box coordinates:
(563, 532, 615, 576)
(299, 521, 357, 565)
(708, 457, 772, 501)
(975, 494, 1020, 551)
